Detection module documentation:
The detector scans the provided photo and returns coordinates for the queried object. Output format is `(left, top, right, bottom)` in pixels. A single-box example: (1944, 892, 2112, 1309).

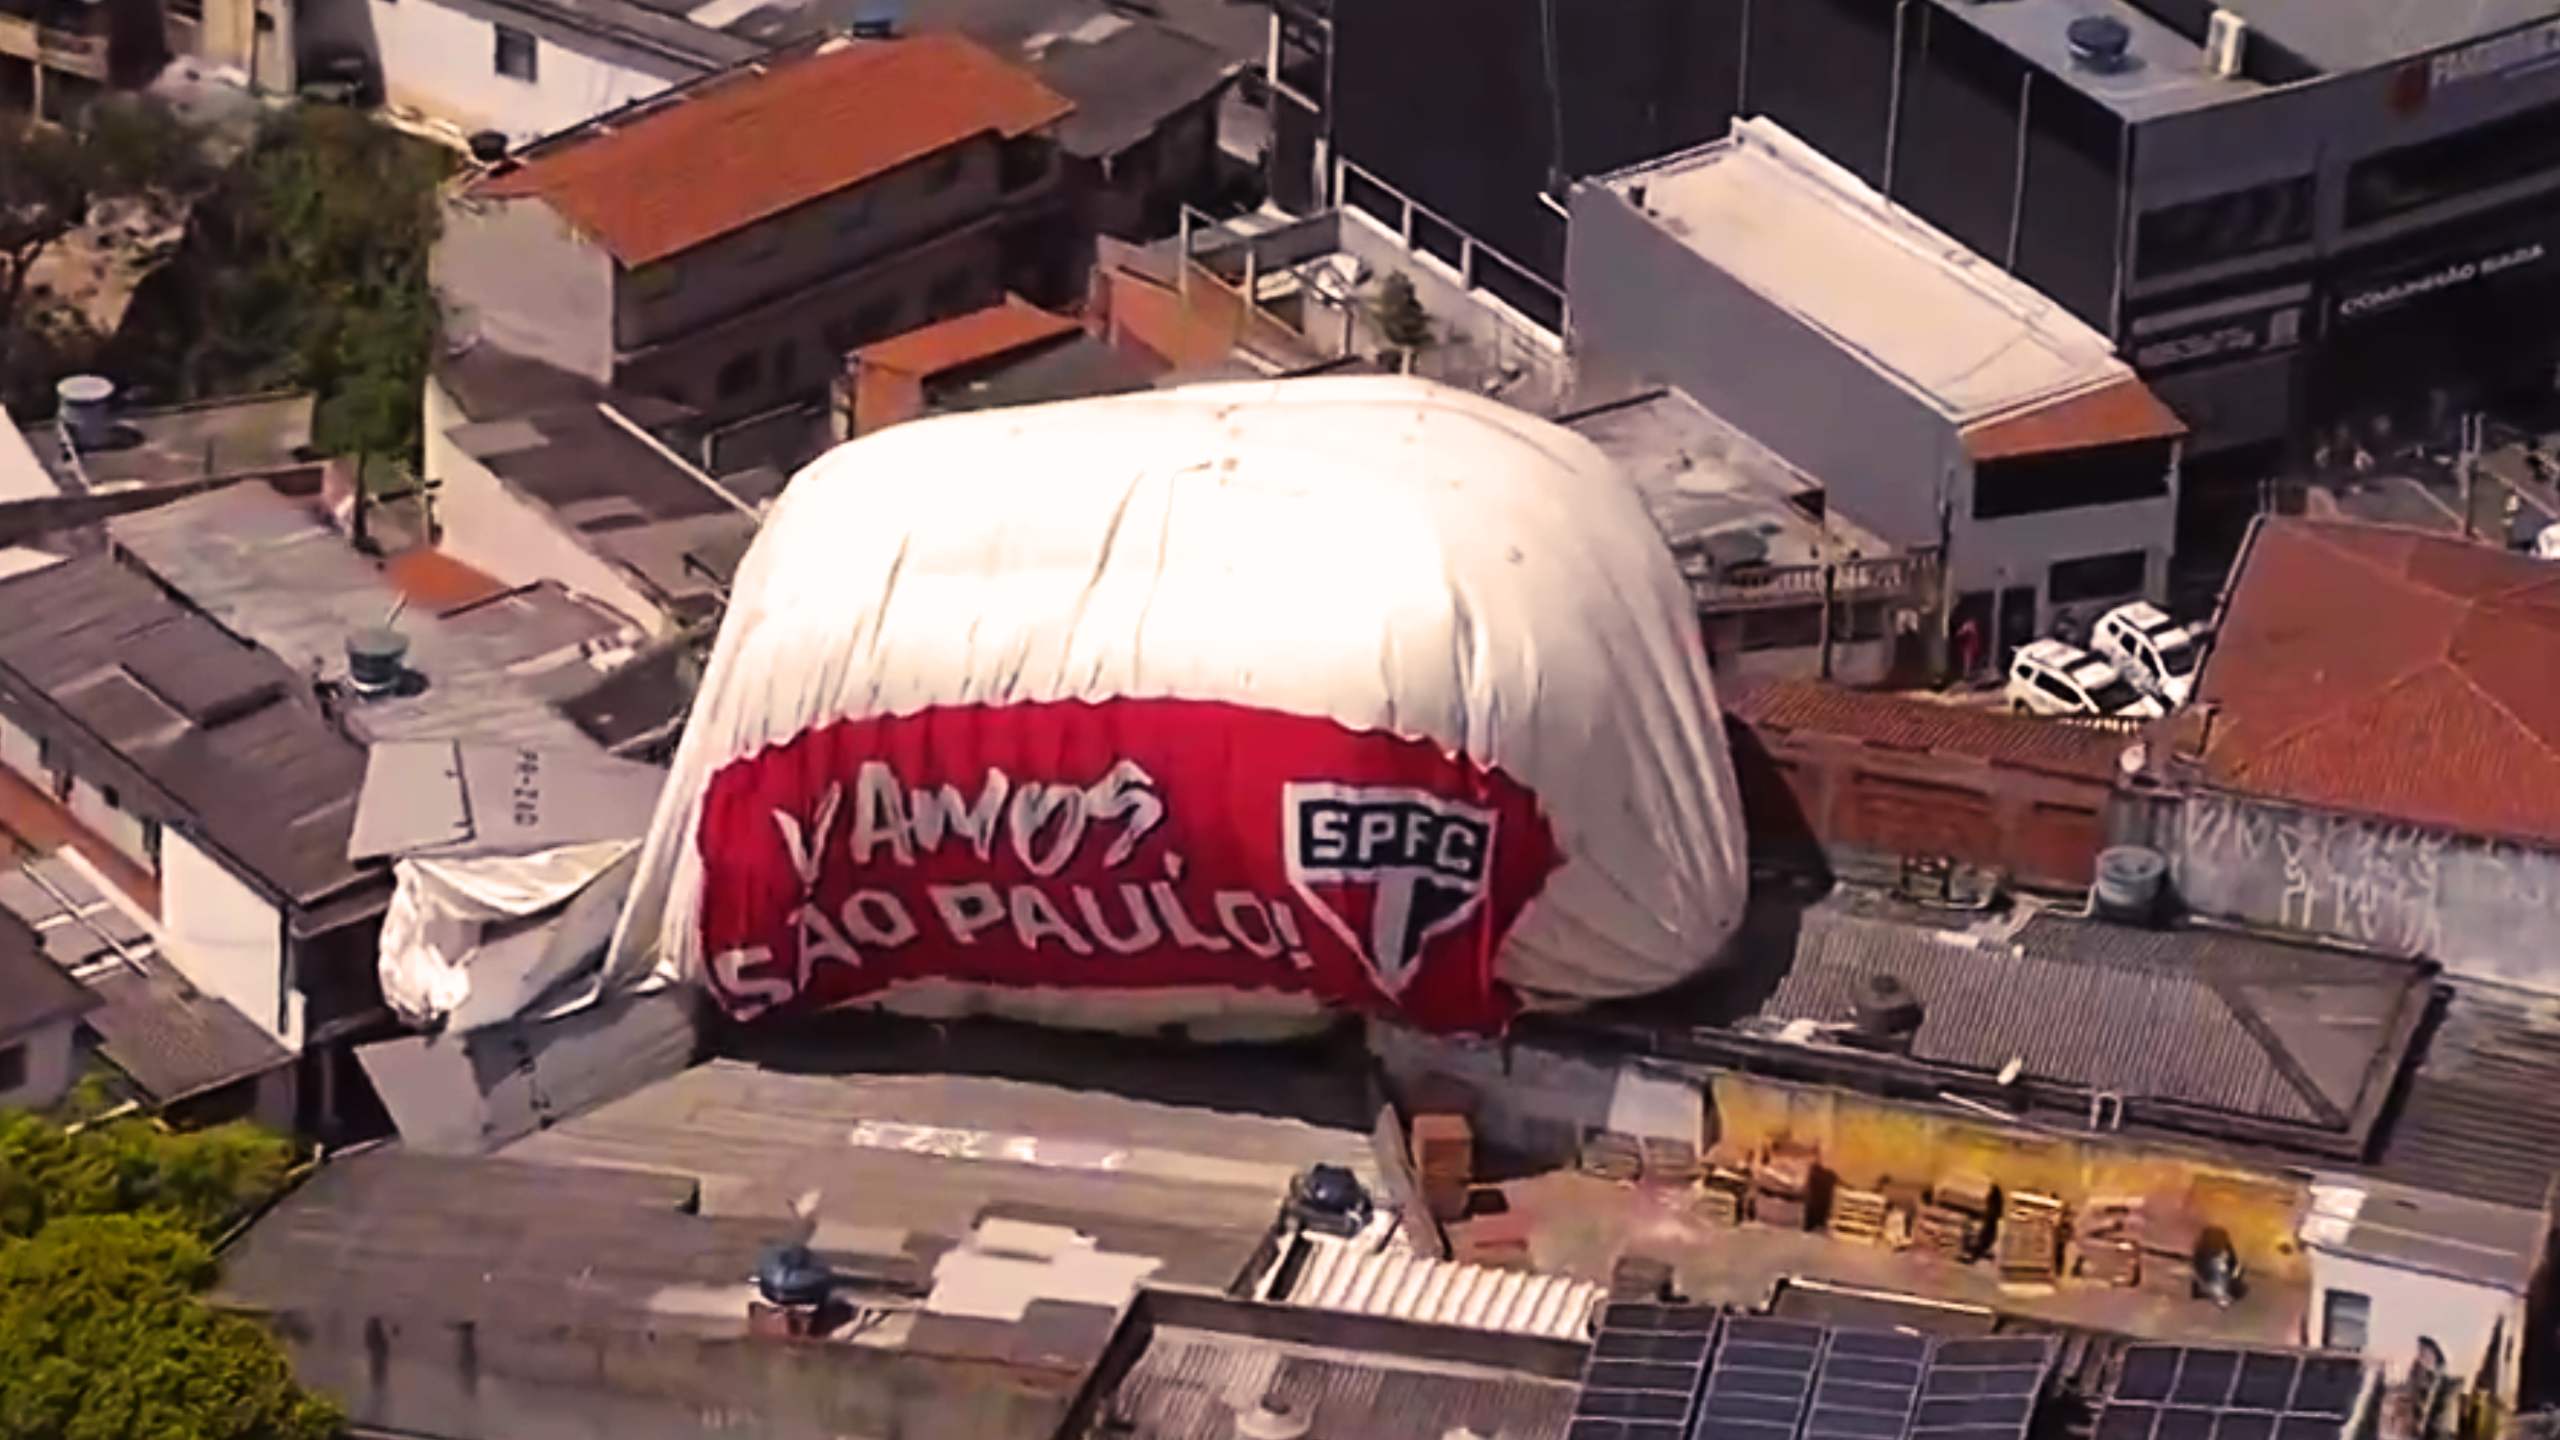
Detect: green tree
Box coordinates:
(0, 1114, 333, 1440)
(0, 98, 207, 401)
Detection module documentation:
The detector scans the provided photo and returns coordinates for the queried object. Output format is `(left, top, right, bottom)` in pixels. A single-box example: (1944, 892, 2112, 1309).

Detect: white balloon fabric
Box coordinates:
(608, 376, 1748, 1034)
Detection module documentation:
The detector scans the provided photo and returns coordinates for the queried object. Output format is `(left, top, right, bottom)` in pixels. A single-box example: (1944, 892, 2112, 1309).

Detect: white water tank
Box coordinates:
(55, 375, 114, 451)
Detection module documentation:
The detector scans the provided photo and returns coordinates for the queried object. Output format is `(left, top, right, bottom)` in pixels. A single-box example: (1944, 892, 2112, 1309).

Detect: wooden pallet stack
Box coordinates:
(1697, 1144, 1753, 1227)
(1997, 1190, 2067, 1287)
(1880, 1181, 1926, 1251)
(1828, 1183, 1889, 1246)
(1913, 1171, 1995, 1261)
(1753, 1141, 1820, 1232)
(1640, 1137, 1702, 1191)
(2066, 1195, 2145, 1288)
(1581, 1128, 1643, 1182)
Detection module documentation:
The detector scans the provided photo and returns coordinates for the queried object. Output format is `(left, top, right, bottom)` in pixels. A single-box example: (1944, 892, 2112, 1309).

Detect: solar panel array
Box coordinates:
(1572, 1303, 1720, 1440)
(2095, 1346, 2366, 1440)
(1571, 1313, 2059, 1440)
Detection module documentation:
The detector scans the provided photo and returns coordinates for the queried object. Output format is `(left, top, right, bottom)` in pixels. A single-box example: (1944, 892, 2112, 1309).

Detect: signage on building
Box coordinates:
(2133, 304, 2305, 372)
(2334, 240, 2551, 323)
(2428, 19, 2560, 89)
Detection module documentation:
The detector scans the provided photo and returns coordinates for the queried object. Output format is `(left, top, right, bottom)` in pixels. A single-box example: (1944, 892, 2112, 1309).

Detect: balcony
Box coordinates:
(0, 2, 108, 81)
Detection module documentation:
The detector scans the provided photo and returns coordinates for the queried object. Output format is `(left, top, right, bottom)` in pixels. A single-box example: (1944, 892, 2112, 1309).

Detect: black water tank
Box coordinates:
(468, 130, 510, 165)
(756, 1242, 835, 1307)
(2066, 15, 2133, 70)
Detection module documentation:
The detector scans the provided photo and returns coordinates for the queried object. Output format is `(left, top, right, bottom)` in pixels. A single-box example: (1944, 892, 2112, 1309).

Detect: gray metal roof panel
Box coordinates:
(2367, 978, 2560, 1210)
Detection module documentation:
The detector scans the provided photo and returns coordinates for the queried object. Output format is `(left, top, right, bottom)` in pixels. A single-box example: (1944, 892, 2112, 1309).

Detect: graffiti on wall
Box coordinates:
(2171, 791, 2560, 986)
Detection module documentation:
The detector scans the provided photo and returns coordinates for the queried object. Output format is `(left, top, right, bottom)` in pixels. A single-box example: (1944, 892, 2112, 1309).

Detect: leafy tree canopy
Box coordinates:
(0, 1113, 335, 1440)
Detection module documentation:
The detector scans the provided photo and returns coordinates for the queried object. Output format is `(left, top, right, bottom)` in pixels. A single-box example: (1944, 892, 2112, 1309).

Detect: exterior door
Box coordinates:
(1996, 585, 2037, 668)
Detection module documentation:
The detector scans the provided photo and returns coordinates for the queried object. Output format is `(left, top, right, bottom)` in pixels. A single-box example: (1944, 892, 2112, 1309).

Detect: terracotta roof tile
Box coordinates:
(852, 296, 1081, 378)
(1960, 375, 2188, 462)
(477, 35, 1072, 267)
(384, 548, 511, 614)
(1728, 677, 2130, 780)
(2194, 518, 2560, 846)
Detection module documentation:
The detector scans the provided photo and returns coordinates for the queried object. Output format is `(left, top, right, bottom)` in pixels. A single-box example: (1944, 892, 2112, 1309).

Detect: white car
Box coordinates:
(2006, 638, 2162, 719)
(2091, 601, 2206, 708)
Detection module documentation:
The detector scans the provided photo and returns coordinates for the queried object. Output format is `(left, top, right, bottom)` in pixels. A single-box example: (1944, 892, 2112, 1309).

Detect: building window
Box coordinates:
(922, 151, 964, 193)
(2134, 177, 2315, 278)
(2048, 550, 2149, 607)
(2347, 95, 2560, 225)
(715, 351, 764, 401)
(825, 297, 901, 354)
(494, 24, 538, 82)
(0, 1044, 23, 1094)
(1971, 440, 2173, 521)
(835, 194, 874, 235)
(927, 267, 976, 318)
(998, 136, 1048, 193)
(2321, 1291, 2371, 1352)
(142, 819, 161, 874)
(630, 265, 679, 301)
(775, 339, 799, 390)
(101, 785, 118, 811)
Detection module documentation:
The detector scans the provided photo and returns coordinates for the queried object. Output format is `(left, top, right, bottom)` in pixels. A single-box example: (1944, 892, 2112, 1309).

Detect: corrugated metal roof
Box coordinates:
(1281, 1233, 1602, 1341)
(2367, 979, 2560, 1210)
(1729, 678, 2132, 780)
(107, 483, 601, 753)
(1750, 899, 2431, 1132)
(1110, 1323, 1579, 1440)
(1601, 118, 2138, 429)
(2191, 518, 2560, 849)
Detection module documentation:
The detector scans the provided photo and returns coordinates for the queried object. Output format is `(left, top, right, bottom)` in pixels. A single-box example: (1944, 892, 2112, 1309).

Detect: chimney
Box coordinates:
(56, 375, 115, 451)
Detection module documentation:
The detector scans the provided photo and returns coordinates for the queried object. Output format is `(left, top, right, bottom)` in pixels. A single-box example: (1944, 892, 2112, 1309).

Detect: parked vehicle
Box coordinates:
(2091, 601, 2206, 707)
(2006, 638, 2161, 719)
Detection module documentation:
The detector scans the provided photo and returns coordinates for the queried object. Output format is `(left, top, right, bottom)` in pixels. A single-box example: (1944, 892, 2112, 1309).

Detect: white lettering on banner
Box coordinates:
(719, 757, 1330, 1010)
(2430, 19, 2560, 88)
(2338, 243, 2548, 319)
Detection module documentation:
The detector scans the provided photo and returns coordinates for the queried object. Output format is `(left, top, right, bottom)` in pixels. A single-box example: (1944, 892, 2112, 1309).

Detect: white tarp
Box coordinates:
(378, 841, 635, 1025)
(608, 376, 1748, 1033)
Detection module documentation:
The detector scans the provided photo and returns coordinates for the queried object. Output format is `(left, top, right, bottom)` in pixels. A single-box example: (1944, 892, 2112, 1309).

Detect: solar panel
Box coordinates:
(2095, 1346, 2367, 1440)
(1910, 1332, 2055, 1440)
(1573, 1303, 1721, 1440)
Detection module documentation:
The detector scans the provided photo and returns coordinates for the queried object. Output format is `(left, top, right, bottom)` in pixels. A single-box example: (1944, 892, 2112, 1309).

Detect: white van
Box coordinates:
(2091, 601, 2206, 708)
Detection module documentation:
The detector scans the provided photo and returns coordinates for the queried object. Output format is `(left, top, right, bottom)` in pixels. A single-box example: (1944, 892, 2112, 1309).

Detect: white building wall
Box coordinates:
(2308, 1250, 2523, 1398)
(159, 830, 302, 1052)
(0, 1022, 81, 1111)
(64, 776, 152, 873)
(423, 377, 674, 637)
(364, 0, 678, 147)
(0, 711, 40, 788)
(434, 197, 621, 385)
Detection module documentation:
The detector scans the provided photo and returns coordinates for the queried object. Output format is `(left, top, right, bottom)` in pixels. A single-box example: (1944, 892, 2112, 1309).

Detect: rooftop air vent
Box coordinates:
(2065, 15, 2133, 72)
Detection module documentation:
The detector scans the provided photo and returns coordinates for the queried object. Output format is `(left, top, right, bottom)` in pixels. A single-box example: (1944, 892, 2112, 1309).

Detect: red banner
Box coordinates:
(693, 698, 1560, 1032)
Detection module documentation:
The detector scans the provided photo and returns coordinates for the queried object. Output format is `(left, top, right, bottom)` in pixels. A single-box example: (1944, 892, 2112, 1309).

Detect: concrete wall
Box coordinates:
(616, 137, 1039, 349)
(1712, 1073, 2315, 1287)
(298, 0, 685, 146)
(2119, 787, 2560, 992)
(1951, 486, 2179, 636)
(1565, 182, 1956, 550)
(159, 830, 300, 1051)
(421, 376, 673, 637)
(613, 225, 1009, 421)
(0, 1021, 81, 1111)
(65, 774, 151, 872)
(434, 196, 618, 385)
(2309, 1249, 2521, 1396)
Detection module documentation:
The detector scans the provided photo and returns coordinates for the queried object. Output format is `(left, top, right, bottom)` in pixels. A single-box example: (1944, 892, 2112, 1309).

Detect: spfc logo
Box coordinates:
(1282, 783, 1497, 994)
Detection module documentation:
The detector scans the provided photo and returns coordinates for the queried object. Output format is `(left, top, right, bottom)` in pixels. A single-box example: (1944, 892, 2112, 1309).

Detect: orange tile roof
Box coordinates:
(1960, 375, 2189, 462)
(2193, 518, 2560, 847)
(384, 548, 511, 613)
(478, 35, 1072, 268)
(852, 296, 1082, 378)
(1730, 677, 2131, 781)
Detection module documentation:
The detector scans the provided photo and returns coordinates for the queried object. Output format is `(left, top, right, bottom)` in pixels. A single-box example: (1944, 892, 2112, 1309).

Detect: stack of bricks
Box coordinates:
(1996, 1191, 2066, 1287)
(1581, 1128, 1643, 1182)
(1752, 1141, 1819, 1232)
(1452, 1200, 1533, 1268)
(1410, 1112, 1475, 1223)
(1639, 1137, 1701, 1191)
(1698, 1144, 1752, 1227)
(2067, 1195, 2145, 1289)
